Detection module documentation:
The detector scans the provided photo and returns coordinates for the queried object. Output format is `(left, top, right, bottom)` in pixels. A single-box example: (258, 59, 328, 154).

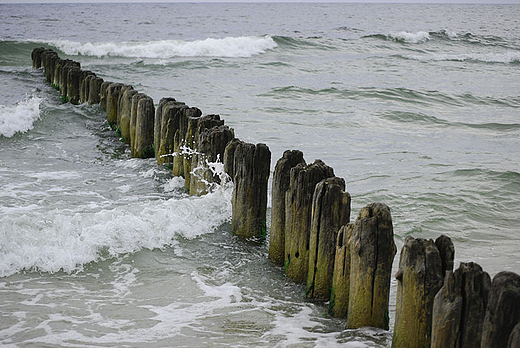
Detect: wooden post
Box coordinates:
(431, 262, 491, 348)
(130, 93, 147, 157)
(307, 177, 351, 301)
(346, 202, 395, 329)
(481, 271, 520, 348)
(133, 96, 155, 159)
(106, 83, 124, 126)
(67, 67, 81, 104)
(156, 101, 186, 165)
(269, 150, 305, 266)
(99, 80, 112, 111)
(284, 160, 334, 283)
(229, 141, 271, 238)
(331, 223, 353, 318)
(392, 235, 453, 348)
(154, 97, 177, 161)
(119, 88, 138, 143)
(88, 76, 103, 105)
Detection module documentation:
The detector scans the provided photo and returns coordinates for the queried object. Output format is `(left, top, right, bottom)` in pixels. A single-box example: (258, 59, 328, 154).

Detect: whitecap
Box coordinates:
(37, 36, 278, 58)
(0, 96, 42, 138)
(389, 31, 431, 44)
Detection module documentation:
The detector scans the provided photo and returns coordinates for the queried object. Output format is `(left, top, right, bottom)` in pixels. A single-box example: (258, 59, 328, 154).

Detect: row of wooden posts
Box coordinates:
(32, 47, 520, 348)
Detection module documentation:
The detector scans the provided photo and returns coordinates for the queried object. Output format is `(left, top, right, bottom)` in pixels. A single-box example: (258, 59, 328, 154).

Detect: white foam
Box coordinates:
(389, 31, 431, 44)
(0, 180, 232, 277)
(0, 96, 42, 138)
(40, 36, 278, 58)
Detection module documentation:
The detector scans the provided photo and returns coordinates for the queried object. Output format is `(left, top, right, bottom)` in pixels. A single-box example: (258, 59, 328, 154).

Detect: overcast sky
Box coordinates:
(1, 0, 519, 3)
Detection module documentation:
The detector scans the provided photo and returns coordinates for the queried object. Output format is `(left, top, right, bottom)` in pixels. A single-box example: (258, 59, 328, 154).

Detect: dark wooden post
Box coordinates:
(268, 150, 305, 266)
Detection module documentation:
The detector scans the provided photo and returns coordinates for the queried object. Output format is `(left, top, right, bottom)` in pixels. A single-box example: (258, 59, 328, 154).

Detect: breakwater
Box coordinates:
(31, 47, 520, 348)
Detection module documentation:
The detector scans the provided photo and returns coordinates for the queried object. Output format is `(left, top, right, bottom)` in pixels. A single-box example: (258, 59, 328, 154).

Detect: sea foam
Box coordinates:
(42, 36, 278, 58)
(0, 96, 42, 137)
(388, 31, 431, 44)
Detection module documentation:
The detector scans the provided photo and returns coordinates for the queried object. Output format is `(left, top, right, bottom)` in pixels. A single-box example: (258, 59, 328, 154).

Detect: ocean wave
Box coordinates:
(399, 51, 520, 65)
(363, 31, 431, 44)
(35, 36, 277, 58)
(0, 96, 42, 138)
(0, 179, 232, 277)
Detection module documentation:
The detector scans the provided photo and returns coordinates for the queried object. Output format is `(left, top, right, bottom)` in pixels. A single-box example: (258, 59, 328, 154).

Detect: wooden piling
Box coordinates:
(119, 88, 138, 143)
(228, 141, 271, 238)
(481, 271, 520, 348)
(88, 76, 103, 105)
(346, 202, 395, 329)
(392, 235, 452, 348)
(133, 96, 155, 159)
(331, 223, 353, 318)
(306, 177, 351, 301)
(269, 150, 305, 266)
(284, 160, 334, 283)
(106, 83, 124, 126)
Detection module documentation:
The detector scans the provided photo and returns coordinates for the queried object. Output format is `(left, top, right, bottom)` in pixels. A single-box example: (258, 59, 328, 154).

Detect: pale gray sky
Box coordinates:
(1, 0, 519, 3)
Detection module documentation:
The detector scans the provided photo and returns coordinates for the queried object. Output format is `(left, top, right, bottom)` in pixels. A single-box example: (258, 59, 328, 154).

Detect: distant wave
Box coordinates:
(363, 30, 519, 49)
(0, 96, 42, 138)
(35, 36, 278, 58)
(398, 51, 520, 65)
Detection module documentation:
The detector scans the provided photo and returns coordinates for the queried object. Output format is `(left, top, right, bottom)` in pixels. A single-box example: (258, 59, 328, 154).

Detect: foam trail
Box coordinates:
(389, 31, 431, 44)
(40, 36, 278, 58)
(0, 96, 42, 137)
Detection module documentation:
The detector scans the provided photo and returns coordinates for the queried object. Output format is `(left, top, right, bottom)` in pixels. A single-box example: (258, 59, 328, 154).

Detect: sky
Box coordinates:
(1, 0, 519, 3)
(0, 0, 519, 3)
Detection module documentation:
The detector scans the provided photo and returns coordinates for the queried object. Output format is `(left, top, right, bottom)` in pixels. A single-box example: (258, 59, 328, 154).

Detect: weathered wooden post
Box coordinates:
(106, 83, 124, 126)
(119, 88, 138, 143)
(346, 202, 395, 329)
(133, 96, 155, 159)
(392, 235, 453, 348)
(154, 97, 177, 161)
(99, 80, 112, 111)
(60, 60, 80, 98)
(306, 177, 351, 301)
(156, 101, 186, 165)
(117, 85, 133, 126)
(79, 71, 95, 104)
(223, 138, 241, 180)
(226, 141, 271, 238)
(284, 160, 334, 283)
(509, 323, 520, 348)
(431, 262, 491, 348)
(31, 47, 46, 69)
(268, 150, 305, 266)
(331, 223, 353, 318)
(172, 107, 202, 176)
(185, 114, 223, 191)
(67, 67, 81, 104)
(130, 93, 147, 157)
(189, 124, 233, 195)
(88, 76, 103, 105)
(481, 271, 520, 348)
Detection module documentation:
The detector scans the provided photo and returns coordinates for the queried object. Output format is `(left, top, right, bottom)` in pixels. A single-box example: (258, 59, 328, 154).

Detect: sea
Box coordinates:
(0, 2, 519, 347)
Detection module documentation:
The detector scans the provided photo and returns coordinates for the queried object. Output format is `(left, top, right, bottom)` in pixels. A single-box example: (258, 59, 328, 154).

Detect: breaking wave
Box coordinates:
(36, 36, 278, 58)
(0, 96, 42, 138)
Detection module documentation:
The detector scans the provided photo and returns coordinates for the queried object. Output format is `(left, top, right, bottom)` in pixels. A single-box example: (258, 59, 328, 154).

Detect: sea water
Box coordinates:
(0, 3, 519, 347)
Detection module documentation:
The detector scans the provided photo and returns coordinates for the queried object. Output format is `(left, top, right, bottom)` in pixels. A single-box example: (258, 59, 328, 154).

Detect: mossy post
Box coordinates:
(134, 96, 155, 159)
(268, 150, 305, 266)
(172, 107, 202, 176)
(331, 223, 353, 318)
(99, 81, 112, 111)
(106, 83, 124, 127)
(346, 202, 396, 329)
(117, 85, 133, 126)
(119, 88, 138, 143)
(67, 67, 81, 105)
(284, 160, 334, 283)
(60, 60, 80, 98)
(306, 177, 351, 301)
(431, 262, 491, 348)
(228, 141, 271, 238)
(392, 235, 453, 348)
(154, 97, 177, 162)
(79, 71, 95, 104)
(481, 271, 520, 348)
(185, 115, 224, 192)
(130, 93, 147, 157)
(31, 47, 46, 69)
(156, 101, 185, 165)
(88, 76, 103, 105)
(189, 124, 233, 195)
